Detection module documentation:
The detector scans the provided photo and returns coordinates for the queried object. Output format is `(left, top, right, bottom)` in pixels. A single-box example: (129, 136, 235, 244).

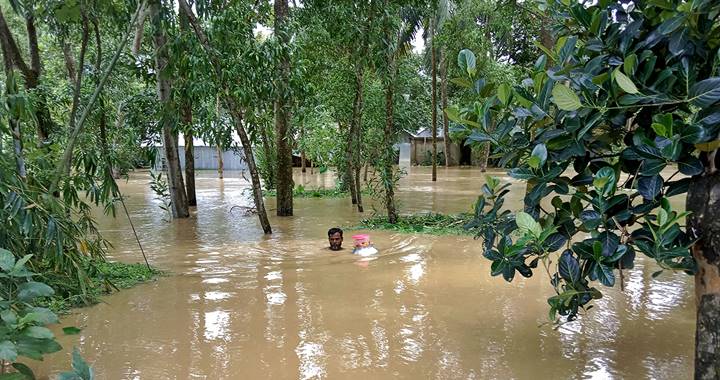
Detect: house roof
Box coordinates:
(411, 127, 446, 139)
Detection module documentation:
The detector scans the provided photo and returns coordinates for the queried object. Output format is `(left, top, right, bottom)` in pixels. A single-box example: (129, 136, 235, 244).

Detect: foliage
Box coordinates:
(358, 213, 474, 236)
(148, 171, 171, 222)
(0, 248, 63, 378)
(264, 184, 365, 199)
(451, 0, 720, 322)
(58, 348, 94, 380)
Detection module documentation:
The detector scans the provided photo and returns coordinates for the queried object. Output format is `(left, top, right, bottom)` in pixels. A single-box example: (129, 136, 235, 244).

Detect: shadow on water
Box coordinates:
(31, 167, 694, 380)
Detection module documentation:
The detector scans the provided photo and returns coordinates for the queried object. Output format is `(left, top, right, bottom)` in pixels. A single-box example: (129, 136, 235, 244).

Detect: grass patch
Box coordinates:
(264, 185, 369, 198)
(40, 261, 162, 313)
(356, 213, 474, 236)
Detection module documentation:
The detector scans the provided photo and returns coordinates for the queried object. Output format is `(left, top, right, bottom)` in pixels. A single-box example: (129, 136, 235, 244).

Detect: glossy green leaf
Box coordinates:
(551, 84, 582, 111)
(614, 68, 639, 94)
(689, 77, 720, 108)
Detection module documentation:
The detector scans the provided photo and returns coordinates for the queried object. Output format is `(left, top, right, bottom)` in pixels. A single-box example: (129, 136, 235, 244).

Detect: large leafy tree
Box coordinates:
(449, 0, 720, 376)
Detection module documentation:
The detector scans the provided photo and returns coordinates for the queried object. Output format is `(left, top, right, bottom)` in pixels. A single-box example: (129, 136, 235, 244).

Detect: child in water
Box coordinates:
(351, 234, 378, 257)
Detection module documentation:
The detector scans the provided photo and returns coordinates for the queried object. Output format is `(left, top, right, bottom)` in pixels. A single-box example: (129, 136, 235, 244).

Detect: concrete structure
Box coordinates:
(154, 135, 247, 171)
(409, 128, 475, 166)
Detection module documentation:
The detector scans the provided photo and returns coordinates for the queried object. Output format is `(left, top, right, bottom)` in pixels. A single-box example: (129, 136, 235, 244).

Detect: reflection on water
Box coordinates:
(31, 167, 694, 379)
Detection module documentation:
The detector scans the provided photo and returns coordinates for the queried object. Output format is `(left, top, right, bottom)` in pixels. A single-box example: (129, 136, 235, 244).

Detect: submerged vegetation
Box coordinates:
(41, 261, 161, 314)
(357, 213, 474, 236)
(265, 185, 368, 199)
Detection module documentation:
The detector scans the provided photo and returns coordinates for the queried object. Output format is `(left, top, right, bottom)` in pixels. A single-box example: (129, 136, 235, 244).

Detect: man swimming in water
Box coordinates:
(328, 227, 344, 251)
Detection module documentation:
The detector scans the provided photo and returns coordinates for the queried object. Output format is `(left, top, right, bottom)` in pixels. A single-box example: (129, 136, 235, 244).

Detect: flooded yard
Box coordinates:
(32, 167, 694, 379)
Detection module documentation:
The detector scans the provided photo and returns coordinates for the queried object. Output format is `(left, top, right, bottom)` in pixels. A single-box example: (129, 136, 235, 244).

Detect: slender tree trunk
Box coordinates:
(382, 64, 398, 223)
(301, 151, 306, 173)
(364, 164, 369, 182)
(60, 36, 77, 82)
(184, 130, 197, 206)
(0, 9, 53, 141)
(440, 49, 451, 167)
(227, 103, 272, 233)
(179, 0, 271, 233)
(430, 20, 438, 182)
(217, 146, 224, 179)
(3, 50, 25, 179)
(349, 64, 365, 212)
(151, 0, 189, 219)
(179, 7, 196, 207)
(687, 173, 720, 379)
(479, 142, 491, 172)
(274, 0, 293, 216)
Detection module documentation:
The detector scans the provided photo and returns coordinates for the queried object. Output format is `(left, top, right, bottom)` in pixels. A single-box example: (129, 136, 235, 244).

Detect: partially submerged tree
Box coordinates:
(450, 0, 720, 376)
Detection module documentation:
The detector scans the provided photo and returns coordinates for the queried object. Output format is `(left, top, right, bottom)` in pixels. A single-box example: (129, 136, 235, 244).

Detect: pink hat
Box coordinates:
(351, 234, 370, 242)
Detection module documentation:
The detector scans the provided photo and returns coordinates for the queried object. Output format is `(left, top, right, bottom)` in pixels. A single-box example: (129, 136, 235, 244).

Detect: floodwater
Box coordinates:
(32, 167, 694, 379)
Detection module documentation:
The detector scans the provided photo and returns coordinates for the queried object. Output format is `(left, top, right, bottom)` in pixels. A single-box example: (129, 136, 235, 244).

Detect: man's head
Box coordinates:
(328, 227, 343, 251)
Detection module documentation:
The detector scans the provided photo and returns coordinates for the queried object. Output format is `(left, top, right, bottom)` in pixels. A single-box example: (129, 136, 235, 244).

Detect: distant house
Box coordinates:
(154, 135, 247, 171)
(409, 128, 475, 166)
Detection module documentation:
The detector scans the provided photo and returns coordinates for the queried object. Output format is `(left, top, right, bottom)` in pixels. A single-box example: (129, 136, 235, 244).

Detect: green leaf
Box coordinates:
(0, 248, 15, 272)
(638, 175, 664, 200)
(497, 83, 511, 105)
(623, 54, 637, 76)
(651, 122, 666, 137)
(558, 250, 580, 283)
(679, 157, 704, 176)
(457, 49, 477, 77)
(449, 77, 473, 88)
(0, 373, 26, 380)
(11, 362, 35, 380)
(17, 282, 55, 302)
(63, 327, 82, 335)
(529, 144, 548, 169)
(0, 341, 17, 362)
(24, 326, 54, 340)
(593, 166, 616, 195)
(551, 84, 582, 111)
(1, 309, 17, 324)
(595, 264, 615, 287)
(516, 212, 542, 237)
(614, 68, 639, 94)
(71, 347, 93, 380)
(21, 308, 59, 325)
(689, 78, 720, 108)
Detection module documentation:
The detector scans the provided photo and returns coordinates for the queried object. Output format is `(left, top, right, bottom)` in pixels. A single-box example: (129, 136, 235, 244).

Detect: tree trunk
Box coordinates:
(184, 130, 197, 206)
(364, 164, 369, 182)
(440, 48, 451, 167)
(178, 0, 271, 233)
(430, 20, 438, 182)
(382, 61, 398, 224)
(479, 142, 491, 172)
(274, 0, 293, 216)
(227, 102, 272, 233)
(0, 9, 53, 141)
(217, 146, 224, 179)
(151, 0, 189, 219)
(60, 36, 77, 82)
(349, 64, 365, 213)
(301, 151, 306, 173)
(3, 48, 25, 179)
(686, 173, 720, 379)
(182, 106, 196, 206)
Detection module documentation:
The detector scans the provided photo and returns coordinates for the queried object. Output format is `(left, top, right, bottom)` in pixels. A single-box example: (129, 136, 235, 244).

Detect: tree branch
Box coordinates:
(0, 8, 31, 78)
(25, 13, 40, 76)
(51, 3, 144, 192)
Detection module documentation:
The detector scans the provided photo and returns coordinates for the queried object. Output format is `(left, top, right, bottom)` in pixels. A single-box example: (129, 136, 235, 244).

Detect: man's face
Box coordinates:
(329, 232, 343, 251)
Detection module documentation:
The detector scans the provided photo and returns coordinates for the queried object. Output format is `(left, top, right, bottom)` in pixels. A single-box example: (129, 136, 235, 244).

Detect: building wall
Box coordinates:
(155, 146, 247, 171)
(410, 138, 460, 166)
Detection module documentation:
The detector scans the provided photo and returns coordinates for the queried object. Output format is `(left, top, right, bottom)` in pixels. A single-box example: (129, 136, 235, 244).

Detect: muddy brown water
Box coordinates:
(31, 167, 694, 379)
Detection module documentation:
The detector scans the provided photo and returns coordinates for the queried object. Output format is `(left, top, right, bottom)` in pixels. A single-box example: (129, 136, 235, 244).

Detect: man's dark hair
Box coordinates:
(328, 227, 343, 237)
